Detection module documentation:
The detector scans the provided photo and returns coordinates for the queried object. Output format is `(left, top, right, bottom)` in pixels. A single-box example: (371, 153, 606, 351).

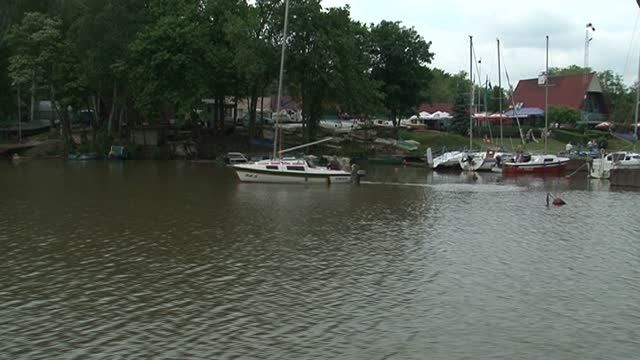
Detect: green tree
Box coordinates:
(126, 0, 213, 123)
(67, 0, 147, 136)
(449, 81, 470, 135)
(547, 106, 580, 126)
(285, 1, 381, 141)
(488, 85, 507, 113)
(225, 0, 279, 137)
(428, 69, 471, 104)
(6, 12, 82, 148)
(598, 70, 635, 125)
(369, 20, 434, 126)
(6, 12, 62, 124)
(548, 65, 591, 76)
(0, 0, 51, 120)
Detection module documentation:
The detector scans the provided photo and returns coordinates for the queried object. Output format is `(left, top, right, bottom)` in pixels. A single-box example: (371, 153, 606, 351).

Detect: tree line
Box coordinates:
(0, 0, 452, 148)
(2, 1, 635, 149)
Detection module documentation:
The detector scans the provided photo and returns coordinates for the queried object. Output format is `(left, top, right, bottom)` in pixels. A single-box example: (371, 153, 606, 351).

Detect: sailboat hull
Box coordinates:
(502, 163, 567, 175)
(235, 169, 351, 184)
(502, 159, 569, 175)
(234, 160, 352, 184)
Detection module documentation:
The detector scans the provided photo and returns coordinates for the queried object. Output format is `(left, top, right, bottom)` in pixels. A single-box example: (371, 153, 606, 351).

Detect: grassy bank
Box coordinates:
(399, 129, 635, 154)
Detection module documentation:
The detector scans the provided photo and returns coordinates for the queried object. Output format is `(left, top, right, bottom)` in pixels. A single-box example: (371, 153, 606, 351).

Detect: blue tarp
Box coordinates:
(503, 107, 544, 118)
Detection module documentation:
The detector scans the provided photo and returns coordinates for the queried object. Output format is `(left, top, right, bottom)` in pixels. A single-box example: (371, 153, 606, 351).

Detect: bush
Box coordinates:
(548, 106, 580, 126)
(553, 129, 586, 145)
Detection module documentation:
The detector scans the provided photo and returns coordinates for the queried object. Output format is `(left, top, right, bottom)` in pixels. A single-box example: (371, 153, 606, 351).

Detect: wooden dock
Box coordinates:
(610, 168, 640, 188)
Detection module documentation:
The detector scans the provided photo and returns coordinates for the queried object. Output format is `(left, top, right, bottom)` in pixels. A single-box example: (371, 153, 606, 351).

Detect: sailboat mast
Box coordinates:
(469, 35, 474, 149)
(635, 44, 640, 145)
(497, 38, 503, 146)
(545, 35, 549, 154)
(272, 0, 290, 160)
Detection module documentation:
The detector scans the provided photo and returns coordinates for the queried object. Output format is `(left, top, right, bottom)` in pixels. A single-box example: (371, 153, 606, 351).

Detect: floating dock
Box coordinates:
(610, 168, 640, 188)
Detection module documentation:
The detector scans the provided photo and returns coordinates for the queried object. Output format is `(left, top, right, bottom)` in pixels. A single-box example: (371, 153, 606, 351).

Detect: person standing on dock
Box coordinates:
(565, 142, 573, 154)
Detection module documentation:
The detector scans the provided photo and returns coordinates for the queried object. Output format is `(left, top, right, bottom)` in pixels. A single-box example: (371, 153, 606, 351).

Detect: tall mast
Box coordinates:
(497, 38, 503, 146)
(272, 0, 290, 159)
(477, 59, 481, 113)
(469, 35, 474, 149)
(545, 35, 549, 154)
(584, 23, 595, 85)
(635, 0, 640, 148)
(634, 43, 640, 146)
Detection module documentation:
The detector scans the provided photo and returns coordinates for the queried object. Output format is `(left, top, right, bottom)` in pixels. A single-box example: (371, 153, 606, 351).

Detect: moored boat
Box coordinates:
(232, 1, 355, 185)
(427, 149, 465, 171)
(234, 157, 351, 184)
(590, 151, 640, 179)
(502, 154, 570, 175)
(223, 152, 249, 165)
(459, 150, 499, 172)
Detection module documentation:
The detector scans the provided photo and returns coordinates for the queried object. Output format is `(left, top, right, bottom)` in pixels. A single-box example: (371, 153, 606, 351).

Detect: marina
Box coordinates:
(4, 0, 640, 358)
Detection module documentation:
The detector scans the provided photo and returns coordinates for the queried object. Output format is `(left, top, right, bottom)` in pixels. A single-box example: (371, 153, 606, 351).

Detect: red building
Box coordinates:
(511, 72, 608, 124)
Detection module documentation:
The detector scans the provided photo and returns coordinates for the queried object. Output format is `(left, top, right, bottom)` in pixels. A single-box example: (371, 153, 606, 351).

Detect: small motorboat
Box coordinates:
(590, 151, 640, 179)
(224, 152, 249, 165)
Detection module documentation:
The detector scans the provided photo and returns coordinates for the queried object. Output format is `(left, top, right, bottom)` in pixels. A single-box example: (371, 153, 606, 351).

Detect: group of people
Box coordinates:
(586, 139, 602, 152)
(562, 139, 604, 155)
(525, 128, 553, 143)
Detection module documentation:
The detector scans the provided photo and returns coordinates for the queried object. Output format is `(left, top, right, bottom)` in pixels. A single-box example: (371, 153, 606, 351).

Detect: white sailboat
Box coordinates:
(233, 0, 352, 184)
(429, 36, 476, 172)
(458, 36, 498, 172)
(500, 35, 569, 175)
(427, 149, 465, 170)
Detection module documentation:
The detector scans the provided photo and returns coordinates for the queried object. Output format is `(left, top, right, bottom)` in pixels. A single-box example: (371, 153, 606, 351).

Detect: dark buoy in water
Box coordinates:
(552, 198, 566, 206)
(547, 192, 566, 206)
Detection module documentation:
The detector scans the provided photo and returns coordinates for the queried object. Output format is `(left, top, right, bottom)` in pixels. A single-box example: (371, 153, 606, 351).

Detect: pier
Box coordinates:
(610, 168, 640, 188)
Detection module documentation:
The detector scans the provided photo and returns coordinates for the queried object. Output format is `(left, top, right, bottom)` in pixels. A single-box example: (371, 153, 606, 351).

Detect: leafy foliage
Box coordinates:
(548, 65, 592, 76)
(547, 106, 580, 126)
(449, 81, 470, 135)
(428, 69, 470, 104)
(369, 20, 434, 125)
(285, 1, 381, 140)
(598, 70, 635, 125)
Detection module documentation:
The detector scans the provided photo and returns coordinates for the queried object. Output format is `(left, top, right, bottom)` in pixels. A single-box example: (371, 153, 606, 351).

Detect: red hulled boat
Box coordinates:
(501, 154, 570, 176)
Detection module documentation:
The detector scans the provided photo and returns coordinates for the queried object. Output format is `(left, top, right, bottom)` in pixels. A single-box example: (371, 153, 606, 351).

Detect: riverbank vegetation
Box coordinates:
(0, 1, 636, 157)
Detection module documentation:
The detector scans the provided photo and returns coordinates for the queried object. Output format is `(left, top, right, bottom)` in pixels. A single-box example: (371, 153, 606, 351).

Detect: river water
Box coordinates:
(1, 160, 639, 359)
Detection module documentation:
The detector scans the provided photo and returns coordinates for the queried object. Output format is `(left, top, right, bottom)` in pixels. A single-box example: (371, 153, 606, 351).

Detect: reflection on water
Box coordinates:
(1, 160, 639, 359)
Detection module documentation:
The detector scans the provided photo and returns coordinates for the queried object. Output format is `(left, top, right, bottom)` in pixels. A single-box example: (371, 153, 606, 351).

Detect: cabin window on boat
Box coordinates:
(286, 166, 305, 171)
(266, 165, 279, 170)
(544, 158, 554, 162)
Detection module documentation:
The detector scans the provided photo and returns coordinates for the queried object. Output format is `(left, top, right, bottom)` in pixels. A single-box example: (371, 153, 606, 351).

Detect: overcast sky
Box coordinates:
(322, 0, 640, 86)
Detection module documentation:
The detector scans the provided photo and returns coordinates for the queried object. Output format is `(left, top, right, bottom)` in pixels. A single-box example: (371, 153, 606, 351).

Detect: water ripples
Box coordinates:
(1, 161, 640, 359)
